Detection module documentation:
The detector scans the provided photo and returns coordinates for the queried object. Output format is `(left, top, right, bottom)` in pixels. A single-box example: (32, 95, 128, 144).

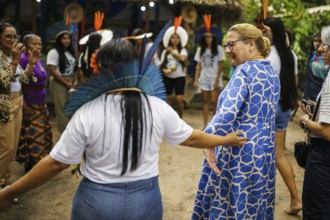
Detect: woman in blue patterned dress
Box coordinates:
(192, 23, 280, 219)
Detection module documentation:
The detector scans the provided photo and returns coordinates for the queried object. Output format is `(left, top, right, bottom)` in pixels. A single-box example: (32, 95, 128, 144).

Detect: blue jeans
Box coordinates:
(71, 176, 162, 220)
(275, 101, 291, 131)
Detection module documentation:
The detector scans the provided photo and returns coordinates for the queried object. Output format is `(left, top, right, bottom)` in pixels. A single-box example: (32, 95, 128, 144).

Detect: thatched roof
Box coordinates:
(176, 0, 244, 9)
(125, 0, 245, 23)
(175, 0, 245, 23)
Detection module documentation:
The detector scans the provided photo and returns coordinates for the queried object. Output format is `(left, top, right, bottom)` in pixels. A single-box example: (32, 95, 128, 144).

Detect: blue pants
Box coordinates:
(71, 176, 162, 220)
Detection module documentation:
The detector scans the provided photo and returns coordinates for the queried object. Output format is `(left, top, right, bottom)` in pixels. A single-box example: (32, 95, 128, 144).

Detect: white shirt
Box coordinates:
(47, 49, 76, 76)
(7, 56, 23, 93)
(318, 71, 330, 124)
(160, 48, 188, 78)
(50, 94, 193, 184)
(194, 45, 225, 80)
(267, 45, 298, 76)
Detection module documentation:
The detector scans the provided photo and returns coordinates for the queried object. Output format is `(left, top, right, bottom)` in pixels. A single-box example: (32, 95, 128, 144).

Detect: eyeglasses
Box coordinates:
(1, 34, 18, 40)
(322, 43, 330, 51)
(224, 39, 244, 50)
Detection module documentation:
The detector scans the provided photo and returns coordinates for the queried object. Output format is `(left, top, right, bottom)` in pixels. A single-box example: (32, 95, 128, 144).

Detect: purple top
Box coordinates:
(19, 52, 48, 105)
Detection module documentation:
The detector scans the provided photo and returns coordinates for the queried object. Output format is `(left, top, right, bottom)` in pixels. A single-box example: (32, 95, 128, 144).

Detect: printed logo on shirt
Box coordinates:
(202, 54, 214, 68)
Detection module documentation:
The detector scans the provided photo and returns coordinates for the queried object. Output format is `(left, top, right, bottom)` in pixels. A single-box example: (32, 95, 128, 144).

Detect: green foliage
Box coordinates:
(245, 0, 330, 91)
(301, 0, 329, 7)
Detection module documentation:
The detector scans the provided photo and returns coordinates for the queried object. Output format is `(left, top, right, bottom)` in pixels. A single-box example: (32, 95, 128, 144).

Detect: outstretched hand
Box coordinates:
(0, 187, 13, 211)
(224, 130, 247, 146)
(203, 148, 220, 174)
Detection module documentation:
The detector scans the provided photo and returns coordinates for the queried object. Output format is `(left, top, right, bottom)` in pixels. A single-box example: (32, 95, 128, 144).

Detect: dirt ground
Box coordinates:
(1, 101, 306, 220)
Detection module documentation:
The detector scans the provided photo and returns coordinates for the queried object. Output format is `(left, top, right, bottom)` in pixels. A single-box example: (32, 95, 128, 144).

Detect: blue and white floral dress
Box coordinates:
(192, 60, 280, 220)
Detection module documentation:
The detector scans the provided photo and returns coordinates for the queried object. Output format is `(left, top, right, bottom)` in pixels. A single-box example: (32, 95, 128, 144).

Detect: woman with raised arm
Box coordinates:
(17, 33, 52, 172)
(0, 22, 39, 189)
(0, 37, 246, 219)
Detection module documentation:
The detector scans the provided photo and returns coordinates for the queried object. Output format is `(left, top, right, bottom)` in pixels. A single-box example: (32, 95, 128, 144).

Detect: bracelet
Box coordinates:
(303, 117, 310, 123)
(301, 117, 310, 130)
(10, 62, 18, 66)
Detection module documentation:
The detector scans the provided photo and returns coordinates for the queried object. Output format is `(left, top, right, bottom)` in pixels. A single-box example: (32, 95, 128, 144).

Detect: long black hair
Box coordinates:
(160, 33, 184, 70)
(263, 17, 298, 111)
(97, 39, 152, 175)
(80, 32, 102, 78)
(307, 32, 321, 66)
(200, 34, 218, 59)
(55, 31, 75, 73)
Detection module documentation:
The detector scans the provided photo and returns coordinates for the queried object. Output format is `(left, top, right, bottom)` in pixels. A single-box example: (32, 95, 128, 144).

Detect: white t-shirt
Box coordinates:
(50, 94, 193, 184)
(47, 49, 76, 76)
(160, 48, 188, 78)
(7, 56, 23, 93)
(267, 45, 298, 76)
(194, 45, 225, 80)
(318, 71, 330, 124)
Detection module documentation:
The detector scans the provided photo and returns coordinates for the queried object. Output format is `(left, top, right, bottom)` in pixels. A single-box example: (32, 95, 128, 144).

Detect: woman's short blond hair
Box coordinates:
(228, 23, 271, 57)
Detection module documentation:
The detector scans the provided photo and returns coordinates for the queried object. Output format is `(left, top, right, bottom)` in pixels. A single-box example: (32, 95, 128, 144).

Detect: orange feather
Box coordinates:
(66, 16, 72, 27)
(174, 16, 183, 32)
(94, 11, 104, 31)
(202, 14, 211, 33)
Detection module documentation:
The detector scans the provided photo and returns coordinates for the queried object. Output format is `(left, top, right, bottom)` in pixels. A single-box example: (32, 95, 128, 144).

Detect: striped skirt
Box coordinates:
(17, 104, 53, 171)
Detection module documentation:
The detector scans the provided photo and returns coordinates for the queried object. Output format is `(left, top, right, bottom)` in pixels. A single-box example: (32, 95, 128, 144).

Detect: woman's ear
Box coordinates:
(248, 40, 255, 52)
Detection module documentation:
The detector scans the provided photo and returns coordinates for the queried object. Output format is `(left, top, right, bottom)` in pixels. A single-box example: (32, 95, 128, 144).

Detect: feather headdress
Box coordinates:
(79, 11, 113, 46)
(163, 16, 188, 48)
(255, 0, 269, 29)
(202, 14, 211, 33)
(174, 16, 183, 32)
(46, 21, 73, 42)
(122, 28, 153, 41)
(64, 21, 171, 116)
(195, 14, 223, 43)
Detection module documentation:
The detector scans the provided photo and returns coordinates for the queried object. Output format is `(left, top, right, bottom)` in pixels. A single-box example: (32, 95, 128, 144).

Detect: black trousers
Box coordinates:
(303, 138, 330, 220)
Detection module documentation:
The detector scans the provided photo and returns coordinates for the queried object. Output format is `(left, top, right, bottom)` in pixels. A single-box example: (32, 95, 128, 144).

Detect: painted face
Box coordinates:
(318, 43, 330, 65)
(170, 34, 180, 47)
(313, 35, 322, 55)
(26, 36, 42, 53)
(61, 34, 71, 48)
(225, 31, 250, 66)
(0, 27, 17, 51)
